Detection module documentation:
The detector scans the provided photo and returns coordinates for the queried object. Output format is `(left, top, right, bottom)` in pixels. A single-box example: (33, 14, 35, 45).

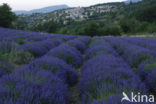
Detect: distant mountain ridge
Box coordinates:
(14, 4, 70, 15)
(125, 0, 142, 3)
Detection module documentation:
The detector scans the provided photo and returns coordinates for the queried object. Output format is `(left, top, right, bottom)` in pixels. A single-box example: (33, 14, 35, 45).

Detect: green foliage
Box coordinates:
(145, 62, 156, 72)
(82, 22, 99, 36)
(136, 22, 149, 32)
(0, 3, 16, 27)
(9, 50, 34, 65)
(58, 21, 121, 36)
(16, 38, 27, 45)
(119, 18, 139, 33)
(33, 20, 60, 33)
(58, 27, 69, 34)
(0, 50, 34, 65)
(12, 20, 25, 30)
(135, 4, 156, 23)
(0, 52, 9, 62)
(146, 23, 156, 33)
(99, 26, 121, 36)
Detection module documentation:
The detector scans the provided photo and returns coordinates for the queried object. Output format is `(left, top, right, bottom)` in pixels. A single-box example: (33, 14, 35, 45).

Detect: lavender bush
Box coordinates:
(1, 27, 156, 104)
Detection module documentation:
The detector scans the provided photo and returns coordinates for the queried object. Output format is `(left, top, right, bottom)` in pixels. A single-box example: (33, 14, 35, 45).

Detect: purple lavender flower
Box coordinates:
(0, 61, 14, 73)
(0, 41, 15, 54)
(0, 68, 69, 104)
(67, 38, 87, 53)
(26, 56, 78, 86)
(47, 44, 83, 67)
(79, 56, 146, 104)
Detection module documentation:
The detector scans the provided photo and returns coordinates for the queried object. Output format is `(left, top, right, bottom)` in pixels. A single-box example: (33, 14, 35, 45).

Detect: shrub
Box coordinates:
(83, 22, 99, 36)
(27, 56, 78, 86)
(0, 61, 14, 74)
(67, 39, 86, 53)
(79, 56, 146, 104)
(147, 23, 156, 33)
(16, 38, 27, 45)
(47, 44, 83, 68)
(119, 18, 139, 33)
(99, 26, 121, 36)
(135, 4, 156, 23)
(0, 68, 69, 104)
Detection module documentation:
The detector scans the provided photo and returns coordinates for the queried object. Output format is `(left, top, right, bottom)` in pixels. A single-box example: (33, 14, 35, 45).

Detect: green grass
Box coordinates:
(121, 33, 156, 37)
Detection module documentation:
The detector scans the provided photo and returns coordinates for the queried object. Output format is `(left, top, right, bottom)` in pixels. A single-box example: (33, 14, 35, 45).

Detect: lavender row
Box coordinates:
(45, 37, 90, 68)
(105, 37, 156, 68)
(116, 37, 156, 93)
(85, 38, 117, 60)
(123, 37, 156, 52)
(0, 27, 77, 42)
(0, 53, 75, 103)
(66, 36, 90, 53)
(0, 35, 85, 77)
(0, 67, 70, 104)
(0, 37, 90, 104)
(0, 27, 53, 42)
(0, 35, 78, 77)
(0, 39, 60, 76)
(105, 37, 156, 94)
(79, 38, 147, 104)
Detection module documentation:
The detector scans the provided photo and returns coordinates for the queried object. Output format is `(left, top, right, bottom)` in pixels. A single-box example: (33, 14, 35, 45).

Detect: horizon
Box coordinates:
(0, 0, 125, 11)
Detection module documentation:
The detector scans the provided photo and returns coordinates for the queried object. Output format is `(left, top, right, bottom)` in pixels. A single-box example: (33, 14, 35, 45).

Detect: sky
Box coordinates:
(0, 0, 125, 11)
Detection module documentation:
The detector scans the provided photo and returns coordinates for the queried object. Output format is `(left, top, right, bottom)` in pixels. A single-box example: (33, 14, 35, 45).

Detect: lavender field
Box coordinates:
(0, 27, 156, 104)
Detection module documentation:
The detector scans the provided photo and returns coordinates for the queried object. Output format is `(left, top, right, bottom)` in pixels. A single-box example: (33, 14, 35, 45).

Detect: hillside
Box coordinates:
(14, 2, 124, 29)
(14, 4, 69, 15)
(13, 0, 156, 36)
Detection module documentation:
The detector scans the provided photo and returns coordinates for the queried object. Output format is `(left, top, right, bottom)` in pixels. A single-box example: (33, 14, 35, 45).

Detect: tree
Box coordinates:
(83, 22, 99, 36)
(119, 18, 139, 33)
(12, 20, 25, 29)
(99, 26, 121, 36)
(0, 3, 16, 27)
(135, 5, 156, 23)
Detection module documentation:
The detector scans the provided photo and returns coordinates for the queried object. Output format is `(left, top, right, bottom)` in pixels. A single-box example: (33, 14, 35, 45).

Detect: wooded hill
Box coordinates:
(13, 0, 156, 36)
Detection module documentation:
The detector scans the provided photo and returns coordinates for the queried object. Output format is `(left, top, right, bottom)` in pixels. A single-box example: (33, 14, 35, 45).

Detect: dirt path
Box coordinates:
(69, 54, 86, 104)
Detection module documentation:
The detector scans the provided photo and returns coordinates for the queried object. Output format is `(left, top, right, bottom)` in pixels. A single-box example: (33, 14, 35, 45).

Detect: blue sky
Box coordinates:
(0, 0, 125, 11)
